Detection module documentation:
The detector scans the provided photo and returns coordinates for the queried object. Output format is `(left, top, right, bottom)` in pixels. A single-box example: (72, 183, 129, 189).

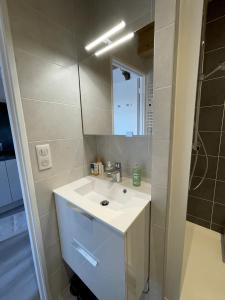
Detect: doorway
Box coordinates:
(0, 69, 40, 300)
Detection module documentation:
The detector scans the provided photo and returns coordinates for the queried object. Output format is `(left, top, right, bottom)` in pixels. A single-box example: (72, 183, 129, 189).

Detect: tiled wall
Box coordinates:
(150, 0, 177, 299)
(6, 0, 97, 298)
(188, 0, 225, 233)
(95, 135, 151, 181)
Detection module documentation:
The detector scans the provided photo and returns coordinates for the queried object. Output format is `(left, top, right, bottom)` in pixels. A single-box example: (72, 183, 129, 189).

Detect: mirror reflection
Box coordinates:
(79, 5, 154, 136)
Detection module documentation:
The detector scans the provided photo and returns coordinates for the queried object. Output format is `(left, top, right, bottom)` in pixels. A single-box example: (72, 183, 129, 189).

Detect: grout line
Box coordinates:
(187, 213, 224, 228)
(192, 173, 225, 184)
(154, 85, 172, 91)
(22, 97, 80, 108)
(189, 193, 225, 207)
(206, 14, 225, 25)
(154, 21, 175, 33)
(189, 194, 213, 203)
(187, 213, 210, 224)
(210, 100, 225, 228)
(205, 45, 225, 54)
(216, 178, 225, 183)
(214, 201, 225, 206)
(191, 153, 218, 158)
(15, 46, 76, 68)
(200, 104, 224, 108)
(191, 175, 215, 181)
(28, 137, 82, 144)
(204, 75, 225, 82)
(199, 130, 221, 133)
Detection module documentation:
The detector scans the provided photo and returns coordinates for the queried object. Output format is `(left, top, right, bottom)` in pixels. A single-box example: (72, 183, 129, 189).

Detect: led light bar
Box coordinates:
(95, 32, 134, 57)
(85, 21, 126, 51)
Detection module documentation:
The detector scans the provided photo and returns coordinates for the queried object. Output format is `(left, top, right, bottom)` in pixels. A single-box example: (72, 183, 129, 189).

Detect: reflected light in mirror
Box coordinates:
(95, 32, 134, 57)
(85, 20, 126, 51)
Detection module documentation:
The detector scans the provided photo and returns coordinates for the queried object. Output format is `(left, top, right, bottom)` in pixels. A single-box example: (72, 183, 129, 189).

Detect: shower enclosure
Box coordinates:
(0, 72, 39, 300)
(188, 0, 225, 234)
(182, 0, 225, 298)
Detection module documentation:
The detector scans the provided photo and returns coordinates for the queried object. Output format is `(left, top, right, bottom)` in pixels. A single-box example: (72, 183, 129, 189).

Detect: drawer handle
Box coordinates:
(68, 203, 94, 221)
(76, 247, 98, 267)
(72, 239, 98, 267)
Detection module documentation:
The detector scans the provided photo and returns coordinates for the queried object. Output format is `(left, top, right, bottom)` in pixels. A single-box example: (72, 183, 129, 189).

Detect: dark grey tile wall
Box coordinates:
(187, 0, 225, 234)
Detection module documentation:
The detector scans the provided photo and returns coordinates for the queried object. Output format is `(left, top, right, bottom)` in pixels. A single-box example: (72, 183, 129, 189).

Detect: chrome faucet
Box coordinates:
(105, 161, 122, 182)
(112, 162, 122, 182)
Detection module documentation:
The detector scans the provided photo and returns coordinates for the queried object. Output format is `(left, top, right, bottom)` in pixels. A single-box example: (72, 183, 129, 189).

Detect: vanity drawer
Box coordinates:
(67, 202, 117, 254)
(68, 226, 126, 300)
(56, 197, 126, 300)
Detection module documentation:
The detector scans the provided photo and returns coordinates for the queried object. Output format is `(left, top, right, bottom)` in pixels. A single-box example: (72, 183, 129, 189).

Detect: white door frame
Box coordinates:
(0, 1, 50, 299)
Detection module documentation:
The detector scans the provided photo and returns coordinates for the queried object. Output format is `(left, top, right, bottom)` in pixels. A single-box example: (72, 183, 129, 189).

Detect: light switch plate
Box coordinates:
(35, 144, 52, 171)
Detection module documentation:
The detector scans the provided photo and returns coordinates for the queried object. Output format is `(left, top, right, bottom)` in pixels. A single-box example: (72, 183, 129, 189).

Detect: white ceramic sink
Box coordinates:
(54, 176, 151, 234)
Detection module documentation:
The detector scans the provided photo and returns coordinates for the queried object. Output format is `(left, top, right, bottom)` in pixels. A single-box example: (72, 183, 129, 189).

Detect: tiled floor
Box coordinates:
(181, 221, 225, 300)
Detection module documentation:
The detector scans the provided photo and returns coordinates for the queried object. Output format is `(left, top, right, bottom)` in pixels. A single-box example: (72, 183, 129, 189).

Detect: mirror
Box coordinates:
(78, 1, 154, 136)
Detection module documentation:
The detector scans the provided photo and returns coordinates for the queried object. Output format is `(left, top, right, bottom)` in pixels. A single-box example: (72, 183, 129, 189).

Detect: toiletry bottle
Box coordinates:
(132, 165, 142, 187)
(105, 161, 114, 177)
(96, 158, 104, 176)
(90, 163, 95, 175)
(93, 163, 99, 176)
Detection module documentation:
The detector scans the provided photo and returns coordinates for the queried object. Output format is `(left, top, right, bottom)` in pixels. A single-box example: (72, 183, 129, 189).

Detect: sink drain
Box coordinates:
(100, 200, 109, 206)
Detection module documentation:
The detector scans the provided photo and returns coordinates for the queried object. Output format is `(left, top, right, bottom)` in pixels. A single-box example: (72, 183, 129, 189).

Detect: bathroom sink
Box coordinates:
(54, 176, 151, 234)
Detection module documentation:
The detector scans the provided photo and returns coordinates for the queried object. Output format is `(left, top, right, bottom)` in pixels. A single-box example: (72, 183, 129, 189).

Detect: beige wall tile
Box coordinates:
(8, 0, 77, 67)
(150, 225, 165, 300)
(15, 50, 80, 105)
(154, 24, 175, 89)
(83, 107, 112, 135)
(49, 263, 71, 300)
(34, 171, 70, 217)
(44, 240, 63, 275)
(35, 0, 75, 31)
(67, 165, 85, 182)
(151, 185, 168, 228)
(155, 0, 176, 30)
(22, 100, 82, 141)
(83, 136, 97, 165)
(151, 2, 179, 298)
(40, 208, 60, 249)
(153, 87, 172, 139)
(152, 138, 170, 188)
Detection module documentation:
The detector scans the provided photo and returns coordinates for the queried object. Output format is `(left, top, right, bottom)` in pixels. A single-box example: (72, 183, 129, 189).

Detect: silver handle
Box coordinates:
(72, 238, 98, 267)
(68, 203, 94, 221)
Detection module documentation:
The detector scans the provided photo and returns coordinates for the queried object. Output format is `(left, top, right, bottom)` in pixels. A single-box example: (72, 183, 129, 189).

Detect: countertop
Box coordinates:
(54, 176, 151, 234)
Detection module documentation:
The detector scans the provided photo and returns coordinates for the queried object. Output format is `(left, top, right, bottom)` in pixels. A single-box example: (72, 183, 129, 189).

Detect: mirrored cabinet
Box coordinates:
(78, 4, 154, 136)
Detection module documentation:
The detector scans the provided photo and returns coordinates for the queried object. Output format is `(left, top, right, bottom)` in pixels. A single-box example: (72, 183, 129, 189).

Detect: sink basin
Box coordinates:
(54, 176, 151, 233)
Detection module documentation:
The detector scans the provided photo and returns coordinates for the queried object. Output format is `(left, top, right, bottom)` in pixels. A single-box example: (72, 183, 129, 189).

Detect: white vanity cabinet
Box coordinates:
(55, 196, 150, 300)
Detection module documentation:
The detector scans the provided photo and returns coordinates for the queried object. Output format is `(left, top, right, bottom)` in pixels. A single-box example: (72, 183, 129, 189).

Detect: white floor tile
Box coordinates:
(181, 222, 225, 300)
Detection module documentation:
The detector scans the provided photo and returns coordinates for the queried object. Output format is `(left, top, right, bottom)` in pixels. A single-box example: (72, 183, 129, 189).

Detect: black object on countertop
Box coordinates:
(70, 273, 98, 300)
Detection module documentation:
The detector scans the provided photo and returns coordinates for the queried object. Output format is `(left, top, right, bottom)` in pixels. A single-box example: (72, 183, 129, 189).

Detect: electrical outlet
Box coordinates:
(35, 144, 52, 171)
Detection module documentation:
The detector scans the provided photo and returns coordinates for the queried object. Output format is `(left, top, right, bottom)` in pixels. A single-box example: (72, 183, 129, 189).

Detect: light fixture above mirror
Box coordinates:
(95, 32, 134, 57)
(85, 20, 126, 51)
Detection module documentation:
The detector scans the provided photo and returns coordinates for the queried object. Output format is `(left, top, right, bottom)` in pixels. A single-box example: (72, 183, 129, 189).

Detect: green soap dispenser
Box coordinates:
(132, 165, 142, 187)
